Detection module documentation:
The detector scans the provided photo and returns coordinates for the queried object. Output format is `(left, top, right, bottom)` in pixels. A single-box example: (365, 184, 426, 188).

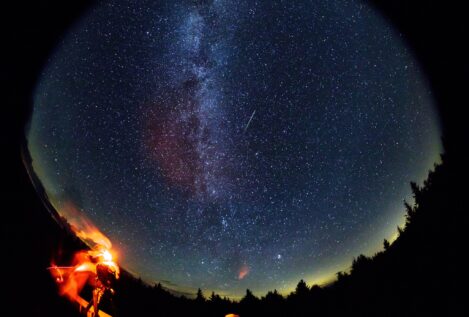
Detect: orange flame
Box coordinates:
(50, 202, 119, 304)
(60, 201, 112, 250)
(50, 251, 95, 301)
(238, 263, 250, 280)
(50, 248, 119, 302)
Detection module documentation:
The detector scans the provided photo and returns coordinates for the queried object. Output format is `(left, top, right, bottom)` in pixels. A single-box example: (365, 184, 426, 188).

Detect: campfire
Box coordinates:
(49, 204, 119, 317)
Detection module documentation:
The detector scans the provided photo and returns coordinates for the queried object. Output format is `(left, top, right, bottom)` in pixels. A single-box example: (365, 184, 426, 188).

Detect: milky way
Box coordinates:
(27, 0, 441, 298)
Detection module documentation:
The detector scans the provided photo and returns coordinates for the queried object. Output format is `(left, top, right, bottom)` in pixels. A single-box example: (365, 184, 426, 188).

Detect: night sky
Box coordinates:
(27, 0, 441, 298)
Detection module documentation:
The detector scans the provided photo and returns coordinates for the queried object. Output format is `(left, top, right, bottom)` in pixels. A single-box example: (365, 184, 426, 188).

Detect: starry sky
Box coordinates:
(27, 0, 442, 298)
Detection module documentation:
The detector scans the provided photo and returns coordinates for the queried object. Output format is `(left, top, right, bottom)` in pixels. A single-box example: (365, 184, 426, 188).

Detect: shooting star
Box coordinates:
(243, 110, 256, 133)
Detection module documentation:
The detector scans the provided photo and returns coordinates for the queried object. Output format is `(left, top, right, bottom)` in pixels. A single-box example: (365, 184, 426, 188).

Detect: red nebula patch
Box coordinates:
(238, 263, 250, 280)
(143, 100, 205, 195)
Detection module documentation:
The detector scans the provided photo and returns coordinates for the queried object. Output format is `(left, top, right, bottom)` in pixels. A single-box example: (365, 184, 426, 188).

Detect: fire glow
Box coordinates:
(49, 203, 119, 314)
(61, 201, 112, 250)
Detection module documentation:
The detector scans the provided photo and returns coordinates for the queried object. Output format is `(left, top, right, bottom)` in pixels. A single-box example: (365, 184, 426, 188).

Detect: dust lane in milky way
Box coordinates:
(27, 0, 441, 298)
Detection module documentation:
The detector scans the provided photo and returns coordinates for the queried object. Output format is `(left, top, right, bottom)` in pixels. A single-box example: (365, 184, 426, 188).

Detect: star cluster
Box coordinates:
(28, 0, 441, 298)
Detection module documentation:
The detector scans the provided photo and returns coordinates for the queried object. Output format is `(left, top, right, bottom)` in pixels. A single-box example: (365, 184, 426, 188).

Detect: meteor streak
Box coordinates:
(243, 110, 256, 133)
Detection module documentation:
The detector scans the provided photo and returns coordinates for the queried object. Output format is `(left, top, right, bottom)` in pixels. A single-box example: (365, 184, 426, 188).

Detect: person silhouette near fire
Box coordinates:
(84, 247, 120, 317)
